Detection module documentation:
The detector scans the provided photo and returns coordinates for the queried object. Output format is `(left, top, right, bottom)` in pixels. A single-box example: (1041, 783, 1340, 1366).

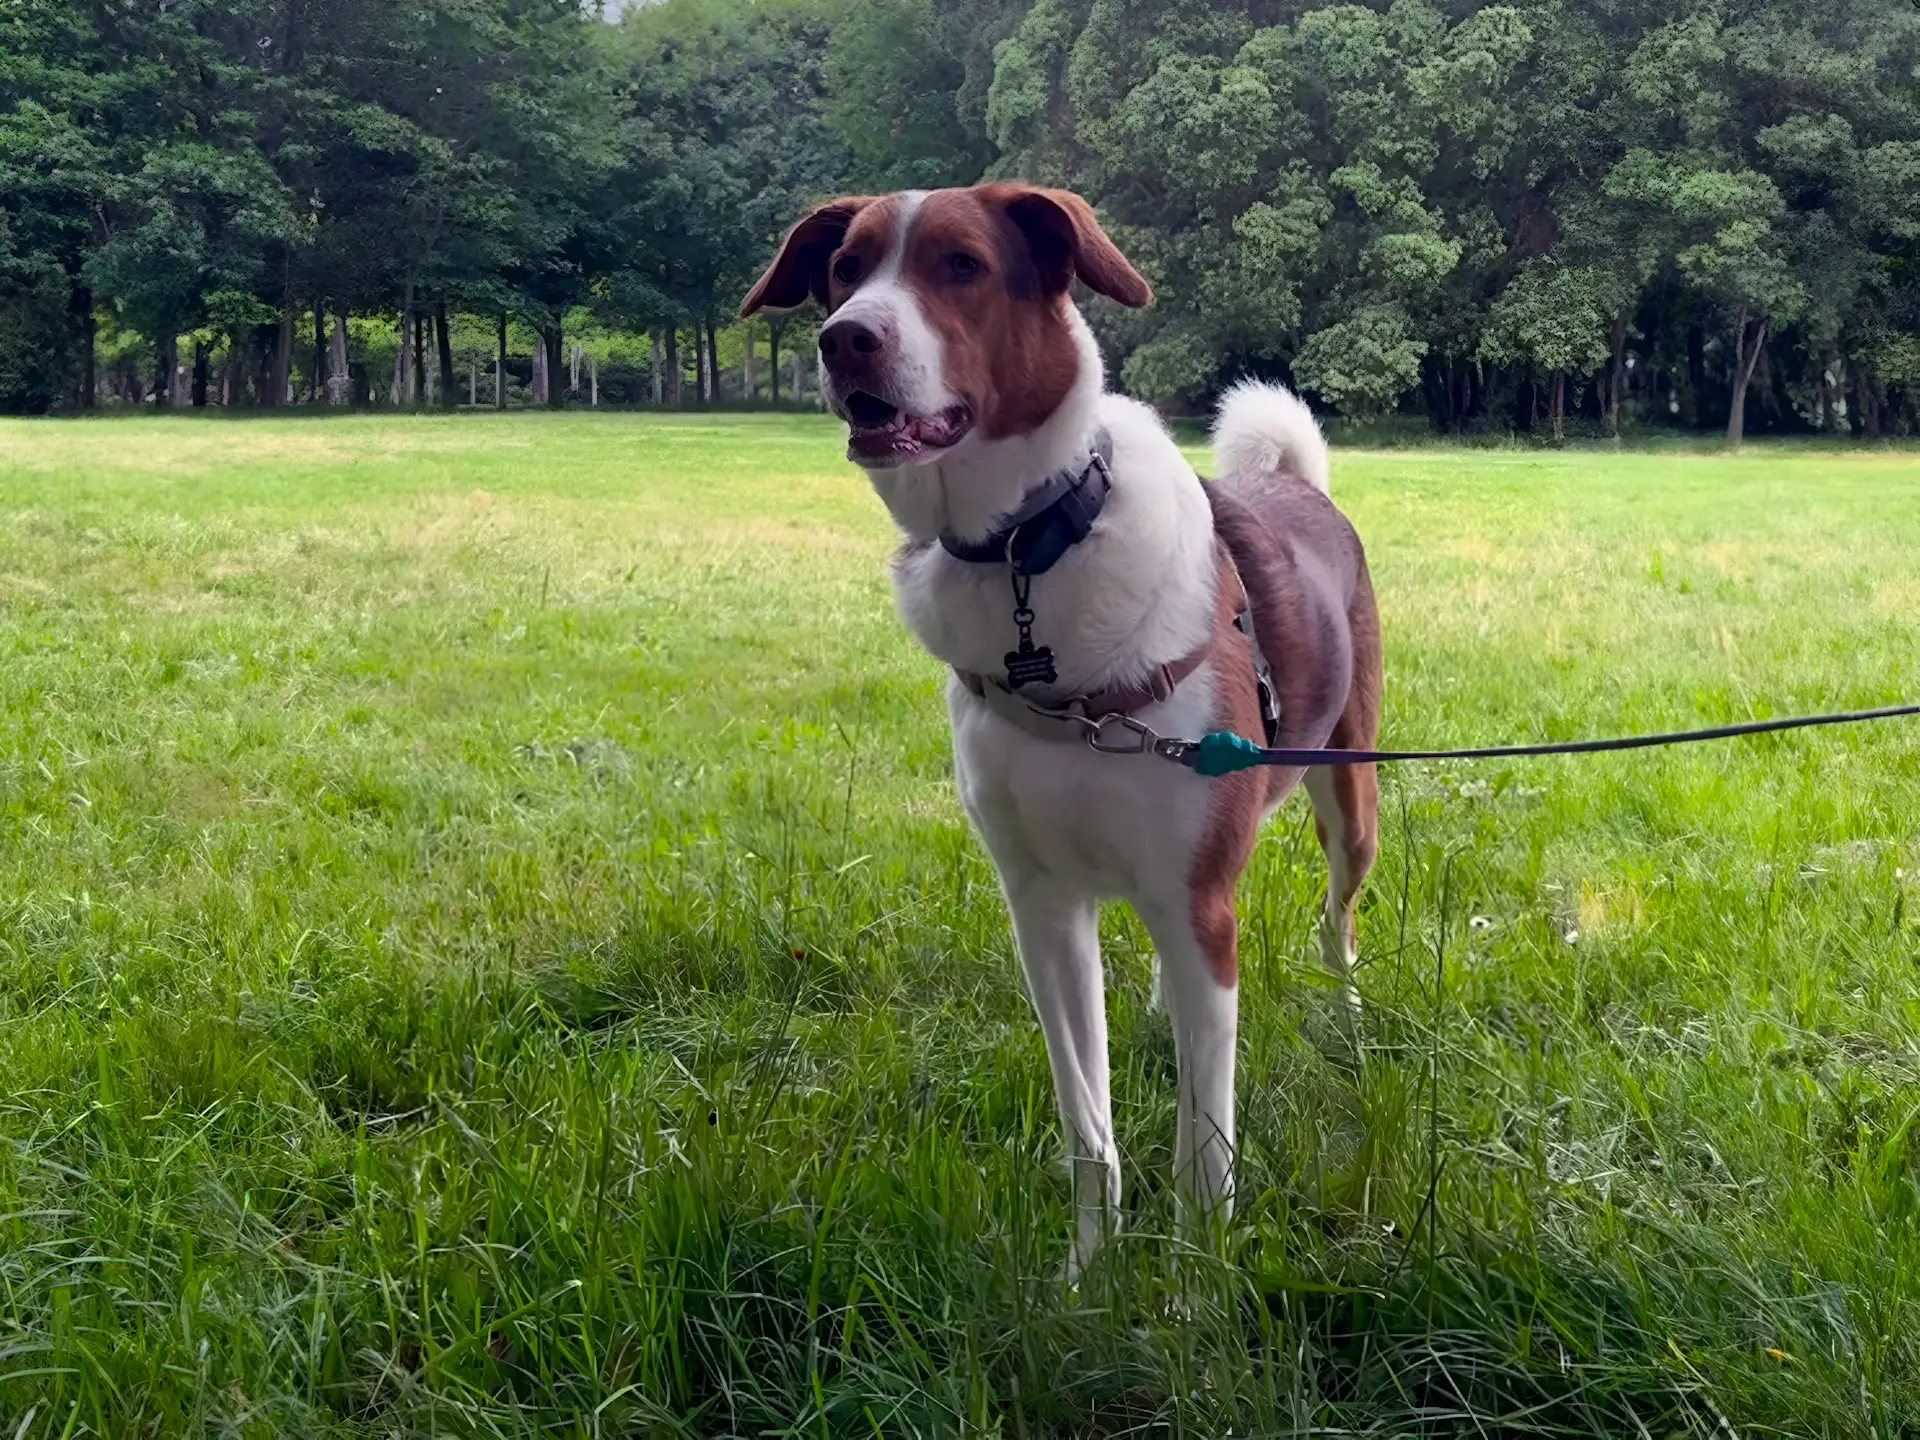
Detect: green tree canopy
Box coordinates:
(1, 0, 1915, 435)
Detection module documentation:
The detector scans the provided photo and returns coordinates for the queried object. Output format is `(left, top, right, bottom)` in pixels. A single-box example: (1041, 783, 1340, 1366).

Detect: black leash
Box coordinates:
(1058, 702, 1920, 776)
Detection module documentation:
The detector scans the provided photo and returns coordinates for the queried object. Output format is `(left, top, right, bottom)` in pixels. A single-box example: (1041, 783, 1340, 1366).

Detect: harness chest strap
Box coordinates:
(955, 638, 1213, 739)
(956, 542, 1265, 743)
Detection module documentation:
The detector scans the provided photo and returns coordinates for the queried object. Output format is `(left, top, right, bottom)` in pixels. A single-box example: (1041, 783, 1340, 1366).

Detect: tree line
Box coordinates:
(2, 0, 1917, 440)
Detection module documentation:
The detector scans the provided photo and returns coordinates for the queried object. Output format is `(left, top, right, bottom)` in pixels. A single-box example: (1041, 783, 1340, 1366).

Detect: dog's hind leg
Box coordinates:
(1306, 576, 1383, 1015)
(1005, 880, 1118, 1278)
(1305, 763, 1377, 1014)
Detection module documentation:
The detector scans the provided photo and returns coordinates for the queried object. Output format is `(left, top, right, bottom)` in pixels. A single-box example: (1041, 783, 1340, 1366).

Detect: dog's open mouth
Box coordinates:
(842, 392, 973, 465)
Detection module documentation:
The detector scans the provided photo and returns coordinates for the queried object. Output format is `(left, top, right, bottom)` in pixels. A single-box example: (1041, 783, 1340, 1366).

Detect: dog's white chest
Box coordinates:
(945, 674, 1217, 901)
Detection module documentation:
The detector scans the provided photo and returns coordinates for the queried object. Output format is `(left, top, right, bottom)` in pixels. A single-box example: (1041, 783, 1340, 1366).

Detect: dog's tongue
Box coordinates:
(847, 403, 972, 462)
(910, 407, 969, 447)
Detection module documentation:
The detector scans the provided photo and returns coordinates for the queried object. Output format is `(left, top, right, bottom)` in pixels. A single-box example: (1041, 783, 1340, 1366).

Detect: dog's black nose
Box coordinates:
(819, 317, 884, 372)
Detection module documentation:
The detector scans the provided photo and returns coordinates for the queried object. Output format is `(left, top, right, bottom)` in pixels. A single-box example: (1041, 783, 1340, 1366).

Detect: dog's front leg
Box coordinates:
(1137, 891, 1238, 1244)
(1003, 879, 1118, 1278)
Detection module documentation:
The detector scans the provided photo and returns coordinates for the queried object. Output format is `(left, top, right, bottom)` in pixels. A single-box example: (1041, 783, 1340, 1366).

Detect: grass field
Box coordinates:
(0, 412, 1917, 1437)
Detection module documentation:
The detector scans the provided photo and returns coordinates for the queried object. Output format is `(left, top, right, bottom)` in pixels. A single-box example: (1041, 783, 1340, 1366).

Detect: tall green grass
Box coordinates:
(0, 412, 1916, 1436)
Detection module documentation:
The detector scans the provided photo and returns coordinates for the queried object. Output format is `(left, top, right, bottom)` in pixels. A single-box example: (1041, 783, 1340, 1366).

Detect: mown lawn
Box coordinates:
(0, 411, 1917, 1437)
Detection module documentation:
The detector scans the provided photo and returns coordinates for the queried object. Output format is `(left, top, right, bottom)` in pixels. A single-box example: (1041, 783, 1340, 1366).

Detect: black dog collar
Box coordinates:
(937, 429, 1113, 689)
(938, 428, 1112, 577)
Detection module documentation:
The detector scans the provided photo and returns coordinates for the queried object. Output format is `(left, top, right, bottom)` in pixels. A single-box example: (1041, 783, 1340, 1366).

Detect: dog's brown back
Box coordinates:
(1206, 472, 1382, 767)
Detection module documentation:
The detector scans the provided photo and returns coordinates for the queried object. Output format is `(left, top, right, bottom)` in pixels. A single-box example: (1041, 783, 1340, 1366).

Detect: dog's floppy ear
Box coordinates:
(740, 197, 877, 315)
(995, 185, 1153, 309)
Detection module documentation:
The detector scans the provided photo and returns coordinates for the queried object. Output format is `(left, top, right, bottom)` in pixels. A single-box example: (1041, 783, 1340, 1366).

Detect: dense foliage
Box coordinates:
(3, 0, 1917, 437)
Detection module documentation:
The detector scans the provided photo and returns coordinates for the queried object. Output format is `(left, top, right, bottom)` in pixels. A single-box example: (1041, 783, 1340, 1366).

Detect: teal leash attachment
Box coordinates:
(1190, 731, 1267, 777)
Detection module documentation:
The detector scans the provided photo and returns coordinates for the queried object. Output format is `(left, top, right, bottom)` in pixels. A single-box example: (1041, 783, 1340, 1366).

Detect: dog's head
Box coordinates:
(740, 185, 1152, 469)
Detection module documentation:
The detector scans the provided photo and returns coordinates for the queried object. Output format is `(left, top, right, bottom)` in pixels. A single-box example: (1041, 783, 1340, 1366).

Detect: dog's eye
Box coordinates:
(832, 255, 861, 285)
(949, 253, 981, 280)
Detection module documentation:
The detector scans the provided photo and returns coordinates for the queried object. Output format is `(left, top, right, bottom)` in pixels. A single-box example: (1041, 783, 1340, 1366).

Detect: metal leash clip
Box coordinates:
(1061, 711, 1198, 765)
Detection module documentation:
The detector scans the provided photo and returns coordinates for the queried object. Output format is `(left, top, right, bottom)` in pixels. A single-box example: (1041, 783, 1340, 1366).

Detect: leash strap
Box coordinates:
(1035, 702, 1920, 776)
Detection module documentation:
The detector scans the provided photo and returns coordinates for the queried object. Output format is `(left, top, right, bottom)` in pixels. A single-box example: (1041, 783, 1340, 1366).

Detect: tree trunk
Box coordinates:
(412, 311, 428, 407)
(546, 327, 566, 410)
(590, 352, 598, 406)
(531, 334, 547, 404)
(665, 327, 682, 408)
(1607, 312, 1628, 437)
(768, 320, 781, 403)
(192, 341, 209, 407)
(73, 284, 95, 409)
(312, 303, 327, 402)
(435, 303, 455, 409)
(743, 318, 756, 403)
(225, 332, 243, 405)
(469, 360, 477, 408)
(706, 321, 720, 405)
(570, 342, 581, 394)
(254, 322, 276, 402)
(1551, 368, 1566, 444)
(1726, 314, 1767, 449)
(650, 328, 664, 405)
(491, 314, 504, 408)
(1761, 339, 1788, 434)
(266, 309, 293, 407)
(792, 346, 805, 407)
(389, 310, 407, 404)
(153, 333, 176, 408)
(329, 307, 350, 405)
(403, 284, 422, 406)
(1681, 324, 1703, 428)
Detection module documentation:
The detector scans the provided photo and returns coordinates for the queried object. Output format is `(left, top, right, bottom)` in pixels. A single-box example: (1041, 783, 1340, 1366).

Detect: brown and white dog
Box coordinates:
(742, 184, 1382, 1271)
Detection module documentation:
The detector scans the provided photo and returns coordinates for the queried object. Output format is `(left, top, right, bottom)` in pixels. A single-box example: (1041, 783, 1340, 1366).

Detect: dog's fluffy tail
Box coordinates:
(1210, 379, 1330, 494)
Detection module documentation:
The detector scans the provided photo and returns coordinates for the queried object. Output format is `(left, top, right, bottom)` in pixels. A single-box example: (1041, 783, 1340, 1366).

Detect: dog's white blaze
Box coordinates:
(867, 305, 1108, 543)
(820, 191, 958, 430)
